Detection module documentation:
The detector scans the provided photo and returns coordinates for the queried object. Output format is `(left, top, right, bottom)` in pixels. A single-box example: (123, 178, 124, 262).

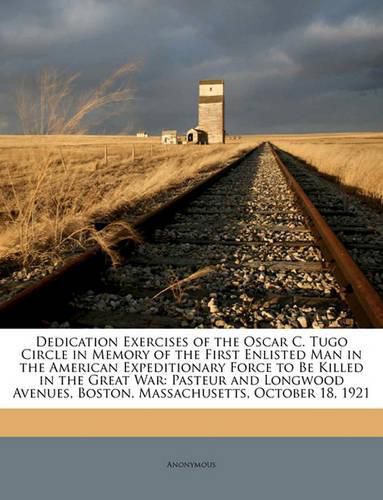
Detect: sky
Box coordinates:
(1, 0, 383, 134)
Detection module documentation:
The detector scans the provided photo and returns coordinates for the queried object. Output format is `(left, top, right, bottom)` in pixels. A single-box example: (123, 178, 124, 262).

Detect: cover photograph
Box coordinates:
(0, 0, 382, 498)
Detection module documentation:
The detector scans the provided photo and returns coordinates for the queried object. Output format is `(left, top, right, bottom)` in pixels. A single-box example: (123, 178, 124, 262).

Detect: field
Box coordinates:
(1, 131, 381, 273)
(0, 135, 255, 268)
(256, 132, 383, 202)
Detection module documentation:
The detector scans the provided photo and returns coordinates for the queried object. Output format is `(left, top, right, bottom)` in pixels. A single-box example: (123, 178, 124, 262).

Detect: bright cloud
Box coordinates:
(305, 16, 383, 44)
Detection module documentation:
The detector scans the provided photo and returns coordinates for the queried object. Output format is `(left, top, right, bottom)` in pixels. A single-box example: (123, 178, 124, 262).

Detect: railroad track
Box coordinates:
(1, 143, 382, 328)
(273, 146, 383, 296)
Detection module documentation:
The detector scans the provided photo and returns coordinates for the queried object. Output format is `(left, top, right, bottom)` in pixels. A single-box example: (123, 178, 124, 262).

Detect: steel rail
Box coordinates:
(0, 145, 260, 328)
(269, 142, 383, 328)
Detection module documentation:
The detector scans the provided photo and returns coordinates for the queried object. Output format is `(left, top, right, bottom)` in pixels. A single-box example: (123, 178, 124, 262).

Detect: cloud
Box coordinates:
(0, 116, 9, 132)
(0, 0, 383, 134)
(0, 0, 114, 50)
(304, 16, 383, 44)
(159, 24, 198, 40)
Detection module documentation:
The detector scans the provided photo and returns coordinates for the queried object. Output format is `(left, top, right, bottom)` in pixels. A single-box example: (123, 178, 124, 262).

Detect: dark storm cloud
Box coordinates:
(0, 0, 383, 133)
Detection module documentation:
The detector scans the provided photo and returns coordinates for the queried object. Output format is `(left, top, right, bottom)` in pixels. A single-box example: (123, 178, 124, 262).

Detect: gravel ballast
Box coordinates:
(53, 145, 356, 328)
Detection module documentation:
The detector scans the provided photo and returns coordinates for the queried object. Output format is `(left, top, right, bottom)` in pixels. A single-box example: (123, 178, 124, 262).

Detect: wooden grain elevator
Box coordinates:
(198, 79, 225, 144)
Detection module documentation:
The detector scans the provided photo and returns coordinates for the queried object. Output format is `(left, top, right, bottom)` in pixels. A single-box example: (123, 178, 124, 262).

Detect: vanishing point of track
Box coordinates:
(1, 143, 382, 328)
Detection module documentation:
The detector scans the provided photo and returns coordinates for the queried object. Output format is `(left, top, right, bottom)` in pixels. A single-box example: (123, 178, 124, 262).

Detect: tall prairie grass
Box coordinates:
(0, 140, 255, 267)
(0, 65, 256, 270)
(270, 133, 383, 202)
(16, 64, 136, 135)
(1, 64, 137, 267)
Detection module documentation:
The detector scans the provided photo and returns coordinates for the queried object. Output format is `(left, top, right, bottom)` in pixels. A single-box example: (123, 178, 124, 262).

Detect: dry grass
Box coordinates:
(0, 65, 256, 270)
(152, 266, 214, 303)
(260, 132, 383, 202)
(16, 65, 136, 135)
(0, 138, 256, 267)
(0, 134, 159, 148)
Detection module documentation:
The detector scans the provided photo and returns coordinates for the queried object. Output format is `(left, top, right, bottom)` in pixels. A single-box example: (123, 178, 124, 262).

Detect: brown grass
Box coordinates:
(0, 138, 256, 267)
(16, 64, 136, 135)
(0, 65, 256, 270)
(258, 132, 383, 202)
(152, 266, 214, 303)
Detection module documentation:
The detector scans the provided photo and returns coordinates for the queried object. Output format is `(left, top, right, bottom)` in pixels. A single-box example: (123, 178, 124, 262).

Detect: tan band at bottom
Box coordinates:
(0, 409, 382, 437)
